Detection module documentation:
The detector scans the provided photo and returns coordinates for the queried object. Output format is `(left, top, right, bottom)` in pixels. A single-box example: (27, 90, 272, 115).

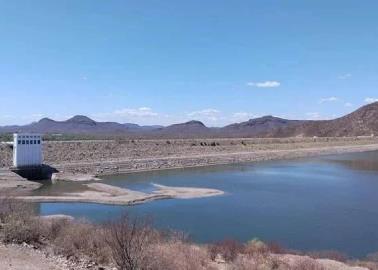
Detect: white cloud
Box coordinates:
(319, 96, 339, 104)
(344, 102, 353, 107)
(305, 112, 321, 120)
(187, 109, 220, 121)
(247, 81, 281, 88)
(338, 73, 352, 80)
(114, 107, 158, 117)
(365, 97, 378, 103)
(92, 107, 161, 125)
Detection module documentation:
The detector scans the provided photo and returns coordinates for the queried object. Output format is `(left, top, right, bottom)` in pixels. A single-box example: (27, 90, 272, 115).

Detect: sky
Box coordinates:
(0, 0, 378, 127)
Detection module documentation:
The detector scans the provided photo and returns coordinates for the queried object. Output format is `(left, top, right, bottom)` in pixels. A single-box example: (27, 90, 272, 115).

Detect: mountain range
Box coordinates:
(1, 102, 377, 138)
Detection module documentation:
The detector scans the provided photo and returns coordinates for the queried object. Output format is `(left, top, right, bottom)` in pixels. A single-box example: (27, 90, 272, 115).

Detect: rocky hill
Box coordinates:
(268, 102, 378, 137)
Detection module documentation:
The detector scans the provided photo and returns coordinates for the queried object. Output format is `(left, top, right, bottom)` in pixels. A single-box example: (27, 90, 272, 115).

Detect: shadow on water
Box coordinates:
(11, 164, 58, 181)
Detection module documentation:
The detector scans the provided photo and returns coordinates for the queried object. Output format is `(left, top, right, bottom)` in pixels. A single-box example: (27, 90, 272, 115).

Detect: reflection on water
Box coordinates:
(38, 151, 378, 258)
(325, 151, 378, 173)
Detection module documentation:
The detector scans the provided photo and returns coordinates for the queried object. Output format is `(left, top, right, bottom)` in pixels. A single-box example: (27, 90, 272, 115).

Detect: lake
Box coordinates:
(37, 151, 378, 258)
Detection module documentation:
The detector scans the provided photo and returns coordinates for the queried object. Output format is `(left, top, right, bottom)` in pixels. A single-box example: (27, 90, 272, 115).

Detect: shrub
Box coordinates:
(52, 220, 110, 264)
(208, 239, 244, 262)
(105, 214, 155, 270)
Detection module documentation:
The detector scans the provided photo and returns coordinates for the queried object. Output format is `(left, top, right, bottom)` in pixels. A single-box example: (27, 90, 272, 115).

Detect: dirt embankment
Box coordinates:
(1, 137, 378, 176)
(0, 144, 12, 167)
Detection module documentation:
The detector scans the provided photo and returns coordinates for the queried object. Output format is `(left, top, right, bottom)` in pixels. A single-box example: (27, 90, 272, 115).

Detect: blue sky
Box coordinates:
(0, 0, 377, 126)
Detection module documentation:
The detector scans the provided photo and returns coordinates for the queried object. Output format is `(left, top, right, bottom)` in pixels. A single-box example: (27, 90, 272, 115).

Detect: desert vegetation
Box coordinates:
(1, 197, 378, 270)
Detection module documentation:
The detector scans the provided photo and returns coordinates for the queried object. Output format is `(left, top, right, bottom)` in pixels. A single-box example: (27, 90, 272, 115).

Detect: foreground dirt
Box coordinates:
(0, 244, 68, 270)
(0, 243, 369, 270)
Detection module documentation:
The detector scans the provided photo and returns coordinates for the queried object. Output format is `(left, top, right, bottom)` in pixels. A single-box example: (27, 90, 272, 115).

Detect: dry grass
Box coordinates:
(144, 241, 210, 270)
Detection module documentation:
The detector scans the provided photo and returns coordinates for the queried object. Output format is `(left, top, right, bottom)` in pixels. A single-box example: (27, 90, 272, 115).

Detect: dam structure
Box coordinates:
(10, 133, 53, 180)
(13, 133, 43, 168)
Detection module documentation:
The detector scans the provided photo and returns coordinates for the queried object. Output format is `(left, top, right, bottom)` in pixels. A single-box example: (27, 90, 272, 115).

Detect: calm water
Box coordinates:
(37, 151, 378, 258)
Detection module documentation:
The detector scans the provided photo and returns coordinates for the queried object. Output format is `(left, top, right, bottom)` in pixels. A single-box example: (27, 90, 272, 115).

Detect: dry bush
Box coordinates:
(143, 241, 210, 270)
(290, 257, 325, 270)
(245, 239, 269, 256)
(105, 214, 156, 270)
(208, 239, 244, 262)
(42, 217, 71, 241)
(266, 241, 287, 254)
(52, 220, 110, 264)
(307, 250, 348, 262)
(0, 198, 42, 244)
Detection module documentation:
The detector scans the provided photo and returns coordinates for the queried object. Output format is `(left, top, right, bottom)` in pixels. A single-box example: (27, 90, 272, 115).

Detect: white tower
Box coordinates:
(13, 133, 43, 168)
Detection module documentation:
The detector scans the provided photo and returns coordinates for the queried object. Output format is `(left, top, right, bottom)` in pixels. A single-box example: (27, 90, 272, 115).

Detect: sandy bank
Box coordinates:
(16, 182, 224, 205)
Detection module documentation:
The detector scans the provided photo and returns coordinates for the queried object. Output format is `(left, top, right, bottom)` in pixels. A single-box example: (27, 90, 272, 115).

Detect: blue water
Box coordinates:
(37, 151, 378, 258)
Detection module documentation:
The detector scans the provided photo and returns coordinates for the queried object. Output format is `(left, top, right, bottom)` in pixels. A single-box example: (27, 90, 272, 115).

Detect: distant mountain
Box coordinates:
(151, 120, 214, 138)
(0, 102, 377, 138)
(221, 116, 305, 137)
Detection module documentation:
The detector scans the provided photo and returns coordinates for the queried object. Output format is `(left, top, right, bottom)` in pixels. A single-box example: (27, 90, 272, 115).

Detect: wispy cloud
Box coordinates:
(247, 81, 281, 88)
(344, 102, 353, 107)
(365, 97, 378, 103)
(319, 96, 339, 104)
(338, 73, 352, 80)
